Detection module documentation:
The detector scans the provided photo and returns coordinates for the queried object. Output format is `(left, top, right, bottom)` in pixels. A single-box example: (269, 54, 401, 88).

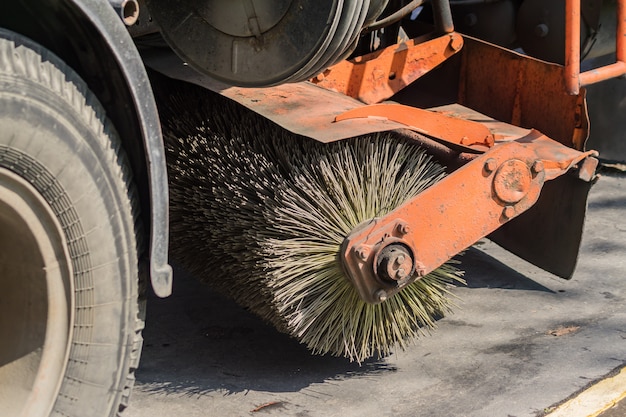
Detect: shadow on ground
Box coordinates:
(137, 264, 398, 397)
(461, 245, 556, 292)
(136, 246, 552, 397)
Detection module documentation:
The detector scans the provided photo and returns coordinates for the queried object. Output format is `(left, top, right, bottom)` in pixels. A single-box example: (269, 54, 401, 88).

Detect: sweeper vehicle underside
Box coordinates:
(0, 0, 624, 416)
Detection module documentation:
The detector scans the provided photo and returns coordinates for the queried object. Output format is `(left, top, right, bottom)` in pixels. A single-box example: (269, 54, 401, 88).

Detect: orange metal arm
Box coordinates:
(341, 132, 597, 304)
(566, 0, 626, 94)
(336, 104, 495, 151)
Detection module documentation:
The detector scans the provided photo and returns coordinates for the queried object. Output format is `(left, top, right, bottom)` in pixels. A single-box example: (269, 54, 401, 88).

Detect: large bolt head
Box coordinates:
(493, 159, 532, 204)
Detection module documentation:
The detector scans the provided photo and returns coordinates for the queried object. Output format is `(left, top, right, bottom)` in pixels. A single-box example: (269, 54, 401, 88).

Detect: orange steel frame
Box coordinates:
(337, 1, 626, 304)
(160, 1, 621, 304)
(566, 0, 626, 94)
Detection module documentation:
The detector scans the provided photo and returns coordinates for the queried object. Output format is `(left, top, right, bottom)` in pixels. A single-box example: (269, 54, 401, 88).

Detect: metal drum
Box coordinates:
(147, 0, 388, 87)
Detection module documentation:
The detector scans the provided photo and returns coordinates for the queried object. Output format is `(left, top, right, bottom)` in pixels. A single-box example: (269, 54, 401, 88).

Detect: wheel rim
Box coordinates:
(0, 168, 73, 417)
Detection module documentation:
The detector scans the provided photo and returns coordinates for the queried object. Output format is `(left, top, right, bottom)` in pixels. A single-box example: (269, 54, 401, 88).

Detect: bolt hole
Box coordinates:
(388, 72, 396, 80)
(122, 0, 139, 26)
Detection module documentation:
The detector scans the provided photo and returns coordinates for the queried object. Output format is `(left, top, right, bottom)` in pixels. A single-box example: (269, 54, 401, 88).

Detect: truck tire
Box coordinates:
(0, 28, 143, 417)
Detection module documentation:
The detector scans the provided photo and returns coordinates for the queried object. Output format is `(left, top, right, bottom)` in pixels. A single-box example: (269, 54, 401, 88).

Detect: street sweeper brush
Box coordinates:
(158, 81, 464, 363)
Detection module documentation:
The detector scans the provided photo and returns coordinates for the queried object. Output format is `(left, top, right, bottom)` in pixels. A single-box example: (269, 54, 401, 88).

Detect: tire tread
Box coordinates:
(0, 28, 145, 417)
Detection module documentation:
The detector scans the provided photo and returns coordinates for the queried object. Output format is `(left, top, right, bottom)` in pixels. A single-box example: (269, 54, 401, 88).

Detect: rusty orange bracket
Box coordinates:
(311, 33, 464, 104)
(336, 103, 495, 151)
(566, 0, 626, 94)
(341, 131, 597, 304)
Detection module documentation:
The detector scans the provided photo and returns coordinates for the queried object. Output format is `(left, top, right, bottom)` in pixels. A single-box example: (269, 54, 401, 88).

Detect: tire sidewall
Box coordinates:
(0, 31, 139, 417)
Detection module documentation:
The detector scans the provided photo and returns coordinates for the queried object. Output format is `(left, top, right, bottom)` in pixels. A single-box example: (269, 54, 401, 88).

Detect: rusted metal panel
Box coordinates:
(458, 36, 589, 150)
(143, 50, 408, 143)
(310, 33, 463, 104)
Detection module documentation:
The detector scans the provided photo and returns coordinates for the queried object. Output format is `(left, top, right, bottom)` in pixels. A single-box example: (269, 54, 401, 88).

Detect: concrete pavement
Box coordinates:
(126, 170, 626, 417)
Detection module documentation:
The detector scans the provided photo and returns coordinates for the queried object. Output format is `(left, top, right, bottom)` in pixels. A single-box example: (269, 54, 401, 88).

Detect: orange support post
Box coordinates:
(566, 0, 626, 95)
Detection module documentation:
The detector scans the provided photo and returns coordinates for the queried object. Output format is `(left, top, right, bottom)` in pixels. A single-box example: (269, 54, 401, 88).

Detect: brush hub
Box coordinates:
(375, 244, 415, 284)
(342, 219, 422, 304)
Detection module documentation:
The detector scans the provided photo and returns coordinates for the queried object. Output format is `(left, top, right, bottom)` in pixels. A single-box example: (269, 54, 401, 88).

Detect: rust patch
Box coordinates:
(548, 325, 581, 337)
(251, 401, 286, 413)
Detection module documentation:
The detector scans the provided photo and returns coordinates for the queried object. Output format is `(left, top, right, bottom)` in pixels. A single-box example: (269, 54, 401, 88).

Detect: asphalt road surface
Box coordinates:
(126, 170, 626, 417)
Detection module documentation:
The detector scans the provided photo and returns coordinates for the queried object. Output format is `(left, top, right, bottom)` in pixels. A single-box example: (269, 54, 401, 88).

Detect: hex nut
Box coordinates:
(397, 223, 411, 235)
(532, 160, 545, 175)
(503, 205, 516, 219)
(484, 158, 497, 173)
(354, 245, 370, 261)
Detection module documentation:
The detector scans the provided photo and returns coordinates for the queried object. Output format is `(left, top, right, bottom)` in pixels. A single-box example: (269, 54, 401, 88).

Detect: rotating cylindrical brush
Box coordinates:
(158, 80, 464, 363)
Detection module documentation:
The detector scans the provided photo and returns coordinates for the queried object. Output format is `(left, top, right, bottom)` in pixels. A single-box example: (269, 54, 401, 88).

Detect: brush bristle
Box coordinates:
(159, 81, 464, 363)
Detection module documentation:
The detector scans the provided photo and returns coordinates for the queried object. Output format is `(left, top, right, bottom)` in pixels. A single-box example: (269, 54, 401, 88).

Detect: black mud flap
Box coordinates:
(489, 172, 595, 279)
